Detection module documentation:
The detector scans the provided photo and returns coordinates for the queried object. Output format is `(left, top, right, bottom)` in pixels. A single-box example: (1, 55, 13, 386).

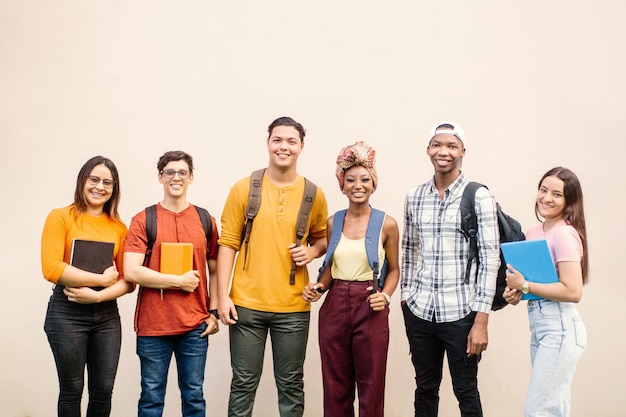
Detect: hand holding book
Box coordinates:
(160, 242, 197, 292)
(70, 239, 117, 288)
(501, 239, 559, 301)
(176, 270, 200, 292)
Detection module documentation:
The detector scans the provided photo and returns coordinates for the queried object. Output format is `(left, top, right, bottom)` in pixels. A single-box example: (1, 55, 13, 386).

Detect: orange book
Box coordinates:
(160, 242, 193, 275)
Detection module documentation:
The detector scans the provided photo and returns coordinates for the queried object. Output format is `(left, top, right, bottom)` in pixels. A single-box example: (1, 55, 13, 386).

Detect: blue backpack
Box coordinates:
(317, 208, 388, 292)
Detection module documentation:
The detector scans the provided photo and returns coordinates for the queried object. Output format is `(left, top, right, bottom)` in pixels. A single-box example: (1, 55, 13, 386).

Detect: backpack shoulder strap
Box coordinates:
(365, 208, 385, 270)
(366, 208, 386, 293)
(317, 209, 346, 282)
(289, 177, 318, 285)
(245, 169, 265, 222)
(460, 182, 486, 283)
(144, 204, 157, 267)
(460, 182, 483, 235)
(241, 169, 265, 267)
(194, 205, 213, 261)
(295, 178, 318, 244)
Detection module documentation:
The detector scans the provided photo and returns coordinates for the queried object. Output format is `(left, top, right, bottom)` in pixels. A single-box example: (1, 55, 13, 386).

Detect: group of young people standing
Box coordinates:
(40, 117, 588, 417)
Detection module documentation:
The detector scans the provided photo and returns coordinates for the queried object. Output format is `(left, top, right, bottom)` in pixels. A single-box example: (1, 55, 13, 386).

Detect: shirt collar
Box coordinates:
(427, 171, 468, 197)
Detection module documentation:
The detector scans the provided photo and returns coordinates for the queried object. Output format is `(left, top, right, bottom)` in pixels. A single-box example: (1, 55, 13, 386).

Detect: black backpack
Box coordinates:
(460, 182, 525, 311)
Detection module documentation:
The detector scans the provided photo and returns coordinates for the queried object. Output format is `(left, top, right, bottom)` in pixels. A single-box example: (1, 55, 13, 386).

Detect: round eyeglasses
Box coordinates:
(160, 169, 191, 179)
(87, 175, 115, 189)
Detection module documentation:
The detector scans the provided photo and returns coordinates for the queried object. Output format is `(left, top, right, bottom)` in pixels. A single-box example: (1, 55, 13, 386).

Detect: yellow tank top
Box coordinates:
(331, 234, 372, 281)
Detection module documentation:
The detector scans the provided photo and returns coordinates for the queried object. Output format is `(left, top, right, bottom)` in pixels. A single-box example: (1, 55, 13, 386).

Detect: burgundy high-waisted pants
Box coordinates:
(319, 279, 390, 417)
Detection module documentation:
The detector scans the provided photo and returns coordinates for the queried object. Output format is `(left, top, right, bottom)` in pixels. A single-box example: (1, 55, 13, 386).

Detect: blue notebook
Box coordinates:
(500, 239, 559, 301)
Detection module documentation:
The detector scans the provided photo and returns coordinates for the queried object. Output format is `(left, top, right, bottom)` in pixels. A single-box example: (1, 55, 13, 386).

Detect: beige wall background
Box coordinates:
(1, 1, 625, 416)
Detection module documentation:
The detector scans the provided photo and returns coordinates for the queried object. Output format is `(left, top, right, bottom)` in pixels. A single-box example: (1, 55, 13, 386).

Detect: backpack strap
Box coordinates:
(139, 204, 212, 328)
(317, 208, 386, 292)
(194, 205, 213, 261)
(144, 204, 158, 267)
(241, 169, 265, 268)
(317, 209, 347, 282)
(366, 208, 386, 293)
(242, 170, 318, 285)
(144, 204, 213, 265)
(459, 182, 485, 284)
(289, 177, 317, 284)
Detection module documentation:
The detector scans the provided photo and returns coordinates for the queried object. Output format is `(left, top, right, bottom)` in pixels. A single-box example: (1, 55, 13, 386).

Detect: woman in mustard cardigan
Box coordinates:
(41, 156, 133, 417)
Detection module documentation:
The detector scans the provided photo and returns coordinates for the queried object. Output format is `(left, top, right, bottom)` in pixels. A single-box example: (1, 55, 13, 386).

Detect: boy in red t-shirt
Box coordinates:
(124, 150, 219, 417)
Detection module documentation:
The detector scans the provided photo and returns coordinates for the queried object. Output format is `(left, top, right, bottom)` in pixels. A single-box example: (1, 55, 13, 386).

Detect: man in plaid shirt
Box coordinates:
(401, 122, 499, 417)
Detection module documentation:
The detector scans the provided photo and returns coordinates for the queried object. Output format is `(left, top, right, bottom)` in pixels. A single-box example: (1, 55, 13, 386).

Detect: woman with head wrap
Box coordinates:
(302, 141, 400, 417)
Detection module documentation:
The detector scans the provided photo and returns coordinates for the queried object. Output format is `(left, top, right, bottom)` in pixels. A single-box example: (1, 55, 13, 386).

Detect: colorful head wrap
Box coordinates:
(335, 141, 378, 191)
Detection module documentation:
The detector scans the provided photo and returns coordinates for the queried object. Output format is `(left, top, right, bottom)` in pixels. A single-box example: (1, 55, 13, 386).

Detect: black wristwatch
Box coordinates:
(209, 309, 220, 320)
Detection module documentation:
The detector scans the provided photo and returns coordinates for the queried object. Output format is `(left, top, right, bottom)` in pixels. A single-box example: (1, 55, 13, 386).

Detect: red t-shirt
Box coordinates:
(124, 203, 219, 336)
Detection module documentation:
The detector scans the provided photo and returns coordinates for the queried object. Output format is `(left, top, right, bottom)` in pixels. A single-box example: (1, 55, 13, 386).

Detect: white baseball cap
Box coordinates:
(428, 121, 466, 147)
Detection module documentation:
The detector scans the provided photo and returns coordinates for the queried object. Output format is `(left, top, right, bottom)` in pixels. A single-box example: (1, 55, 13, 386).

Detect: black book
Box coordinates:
(70, 239, 115, 274)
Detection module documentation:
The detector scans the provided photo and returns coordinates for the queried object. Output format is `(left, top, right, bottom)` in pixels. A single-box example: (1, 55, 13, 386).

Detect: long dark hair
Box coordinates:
(73, 156, 122, 221)
(535, 167, 588, 283)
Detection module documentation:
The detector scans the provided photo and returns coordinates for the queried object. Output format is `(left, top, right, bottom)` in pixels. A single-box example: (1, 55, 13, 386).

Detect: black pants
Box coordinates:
(44, 286, 122, 417)
(402, 304, 482, 417)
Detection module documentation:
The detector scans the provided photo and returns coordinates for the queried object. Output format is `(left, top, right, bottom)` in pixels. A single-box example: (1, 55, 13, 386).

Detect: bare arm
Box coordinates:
(207, 259, 218, 309)
(216, 246, 238, 325)
(506, 261, 583, 303)
(123, 252, 199, 292)
(200, 258, 220, 336)
(57, 264, 119, 288)
(64, 277, 134, 304)
(467, 312, 489, 357)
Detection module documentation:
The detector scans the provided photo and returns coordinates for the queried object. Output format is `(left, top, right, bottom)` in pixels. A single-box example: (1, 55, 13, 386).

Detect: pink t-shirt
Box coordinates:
(526, 220, 583, 270)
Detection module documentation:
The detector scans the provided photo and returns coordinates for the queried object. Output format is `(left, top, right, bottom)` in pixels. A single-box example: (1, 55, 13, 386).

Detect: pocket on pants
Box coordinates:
(572, 316, 587, 349)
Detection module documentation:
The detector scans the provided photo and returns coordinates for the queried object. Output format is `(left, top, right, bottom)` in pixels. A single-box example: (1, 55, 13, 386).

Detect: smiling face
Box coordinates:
(427, 133, 465, 176)
(82, 163, 114, 213)
(536, 175, 566, 222)
(342, 165, 375, 203)
(159, 159, 193, 199)
(267, 125, 304, 170)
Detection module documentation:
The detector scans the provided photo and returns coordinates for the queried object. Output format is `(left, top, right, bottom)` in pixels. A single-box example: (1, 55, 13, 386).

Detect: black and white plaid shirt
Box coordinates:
(401, 173, 500, 322)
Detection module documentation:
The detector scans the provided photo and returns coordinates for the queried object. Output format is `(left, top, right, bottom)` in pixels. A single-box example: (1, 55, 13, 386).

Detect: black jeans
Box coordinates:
(44, 286, 122, 417)
(402, 304, 482, 417)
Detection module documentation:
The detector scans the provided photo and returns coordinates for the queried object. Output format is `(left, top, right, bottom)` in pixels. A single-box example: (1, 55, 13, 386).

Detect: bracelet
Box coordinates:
(381, 292, 391, 305)
(209, 309, 219, 320)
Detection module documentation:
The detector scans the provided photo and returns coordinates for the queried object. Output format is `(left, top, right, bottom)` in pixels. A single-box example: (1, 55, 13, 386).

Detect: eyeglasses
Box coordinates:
(160, 169, 191, 179)
(87, 175, 115, 189)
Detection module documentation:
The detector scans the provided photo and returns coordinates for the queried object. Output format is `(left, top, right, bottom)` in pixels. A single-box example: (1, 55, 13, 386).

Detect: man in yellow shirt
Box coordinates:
(217, 117, 328, 417)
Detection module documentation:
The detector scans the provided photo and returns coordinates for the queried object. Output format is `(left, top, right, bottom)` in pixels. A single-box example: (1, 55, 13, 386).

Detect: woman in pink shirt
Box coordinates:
(504, 167, 588, 417)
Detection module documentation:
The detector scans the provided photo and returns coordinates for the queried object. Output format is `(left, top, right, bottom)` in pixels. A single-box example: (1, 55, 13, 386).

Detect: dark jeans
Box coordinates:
(44, 286, 122, 417)
(228, 306, 310, 417)
(136, 324, 208, 417)
(402, 304, 482, 417)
